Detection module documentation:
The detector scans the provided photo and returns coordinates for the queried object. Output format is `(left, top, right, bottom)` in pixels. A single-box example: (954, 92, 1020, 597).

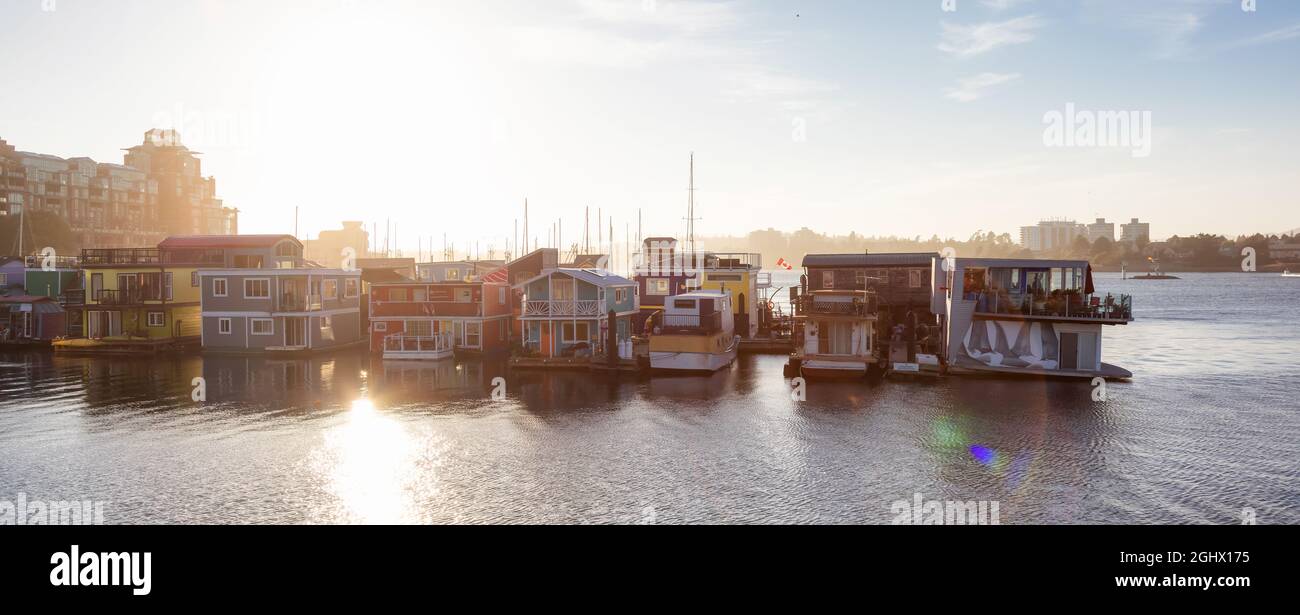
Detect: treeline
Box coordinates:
(698, 228, 1298, 271)
(0, 211, 82, 257)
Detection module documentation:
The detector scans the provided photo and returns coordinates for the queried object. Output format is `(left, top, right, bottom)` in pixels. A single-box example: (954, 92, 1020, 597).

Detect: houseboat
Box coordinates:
(368, 277, 512, 360)
(23, 254, 84, 337)
(415, 259, 505, 283)
(54, 244, 219, 353)
(936, 257, 1133, 379)
(631, 236, 771, 339)
(647, 290, 738, 372)
(800, 253, 944, 375)
(186, 235, 362, 355)
(0, 295, 65, 346)
(787, 286, 880, 379)
(512, 266, 638, 365)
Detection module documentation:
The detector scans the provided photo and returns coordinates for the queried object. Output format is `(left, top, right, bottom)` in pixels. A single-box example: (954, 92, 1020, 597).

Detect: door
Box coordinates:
(285, 317, 305, 347)
(1059, 332, 1078, 370)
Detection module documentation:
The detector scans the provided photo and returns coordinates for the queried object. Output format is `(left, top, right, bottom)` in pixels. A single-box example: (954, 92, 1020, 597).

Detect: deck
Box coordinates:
(52, 336, 200, 354)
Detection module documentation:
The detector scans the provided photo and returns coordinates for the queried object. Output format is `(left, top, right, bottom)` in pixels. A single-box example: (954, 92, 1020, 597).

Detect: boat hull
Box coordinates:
(799, 358, 871, 380)
(650, 335, 738, 372)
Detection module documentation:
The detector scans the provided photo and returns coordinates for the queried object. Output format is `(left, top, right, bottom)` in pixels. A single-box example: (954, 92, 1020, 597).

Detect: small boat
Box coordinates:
(1131, 257, 1179, 280)
(648, 290, 739, 372)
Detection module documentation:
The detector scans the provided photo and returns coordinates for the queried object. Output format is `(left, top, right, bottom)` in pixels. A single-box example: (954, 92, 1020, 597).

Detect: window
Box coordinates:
(233, 254, 263, 268)
(250, 318, 274, 335)
(412, 287, 427, 302)
(707, 274, 742, 282)
(147, 311, 165, 327)
(320, 316, 334, 342)
(389, 288, 408, 302)
(822, 270, 834, 289)
(218, 318, 232, 334)
(0, 273, 6, 287)
(561, 322, 589, 342)
(498, 287, 506, 304)
(456, 288, 472, 303)
(323, 279, 338, 300)
(909, 269, 924, 289)
(275, 241, 300, 257)
(244, 278, 270, 299)
(213, 278, 228, 297)
(344, 278, 358, 298)
(91, 273, 103, 299)
(373, 321, 387, 332)
(673, 299, 696, 309)
(615, 288, 628, 303)
(446, 268, 459, 280)
(465, 322, 480, 347)
(191, 271, 199, 287)
(553, 280, 575, 301)
(165, 272, 173, 300)
(855, 270, 867, 287)
(406, 320, 432, 337)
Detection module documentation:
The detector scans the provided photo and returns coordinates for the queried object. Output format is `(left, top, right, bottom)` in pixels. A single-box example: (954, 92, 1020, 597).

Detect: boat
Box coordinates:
(937, 257, 1134, 380)
(1283, 270, 1300, 277)
(787, 287, 879, 380)
(1130, 257, 1179, 280)
(647, 290, 739, 372)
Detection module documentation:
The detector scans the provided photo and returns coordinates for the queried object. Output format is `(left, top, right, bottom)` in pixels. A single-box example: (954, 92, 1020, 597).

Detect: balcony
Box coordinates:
(94, 288, 160, 305)
(523, 299, 603, 318)
(795, 290, 877, 317)
(971, 291, 1133, 322)
(660, 311, 723, 334)
(277, 294, 322, 312)
(383, 332, 455, 360)
(24, 255, 80, 269)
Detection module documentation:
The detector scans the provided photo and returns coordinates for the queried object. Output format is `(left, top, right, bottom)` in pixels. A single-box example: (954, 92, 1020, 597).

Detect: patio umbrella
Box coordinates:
(1084, 265, 1095, 294)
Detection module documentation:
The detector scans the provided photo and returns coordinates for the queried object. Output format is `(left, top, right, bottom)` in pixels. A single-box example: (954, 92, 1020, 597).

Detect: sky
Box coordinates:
(2, 0, 1298, 256)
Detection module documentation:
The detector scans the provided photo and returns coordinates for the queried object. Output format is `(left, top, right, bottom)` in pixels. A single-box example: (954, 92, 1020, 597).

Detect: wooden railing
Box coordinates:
(384, 332, 454, 354)
(523, 299, 602, 317)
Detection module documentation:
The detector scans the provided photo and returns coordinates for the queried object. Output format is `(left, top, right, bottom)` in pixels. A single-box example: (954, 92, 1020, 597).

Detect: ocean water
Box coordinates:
(0, 272, 1296, 524)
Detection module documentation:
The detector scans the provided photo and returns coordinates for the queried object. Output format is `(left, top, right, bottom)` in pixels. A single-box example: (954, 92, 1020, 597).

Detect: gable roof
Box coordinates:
(158, 234, 300, 249)
(513, 268, 635, 289)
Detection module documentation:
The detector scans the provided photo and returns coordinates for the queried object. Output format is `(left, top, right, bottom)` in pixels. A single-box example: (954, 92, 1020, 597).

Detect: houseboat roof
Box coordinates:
(949, 256, 1092, 269)
(802, 252, 938, 267)
(514, 268, 635, 288)
(158, 234, 299, 249)
(671, 289, 729, 299)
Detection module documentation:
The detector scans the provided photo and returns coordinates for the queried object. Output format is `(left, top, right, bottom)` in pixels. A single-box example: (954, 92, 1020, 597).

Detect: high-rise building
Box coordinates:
(123, 129, 237, 236)
(1019, 219, 1086, 252)
(1120, 218, 1150, 243)
(306, 221, 371, 268)
(0, 130, 237, 250)
(1087, 218, 1116, 243)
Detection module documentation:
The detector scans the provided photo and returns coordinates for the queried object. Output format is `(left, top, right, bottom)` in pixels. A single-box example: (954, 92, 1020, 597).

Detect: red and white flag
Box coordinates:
(775, 257, 793, 271)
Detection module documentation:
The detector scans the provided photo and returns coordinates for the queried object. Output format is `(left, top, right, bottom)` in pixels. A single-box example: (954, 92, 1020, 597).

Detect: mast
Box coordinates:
(686, 152, 699, 255)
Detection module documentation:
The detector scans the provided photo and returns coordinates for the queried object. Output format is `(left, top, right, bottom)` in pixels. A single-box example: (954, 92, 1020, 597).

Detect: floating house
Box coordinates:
(0, 257, 24, 292)
(191, 236, 362, 354)
(368, 278, 512, 359)
(23, 255, 84, 337)
(0, 295, 65, 345)
(800, 253, 944, 373)
(514, 267, 638, 360)
(632, 237, 770, 339)
(789, 288, 879, 379)
(937, 257, 1133, 379)
(647, 289, 738, 372)
(415, 259, 505, 283)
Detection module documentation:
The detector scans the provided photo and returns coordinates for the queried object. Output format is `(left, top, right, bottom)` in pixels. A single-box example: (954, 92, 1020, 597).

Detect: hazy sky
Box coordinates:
(2, 0, 1297, 254)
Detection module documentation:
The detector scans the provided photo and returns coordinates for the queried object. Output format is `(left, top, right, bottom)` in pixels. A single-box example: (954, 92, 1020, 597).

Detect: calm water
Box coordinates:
(1, 273, 1297, 524)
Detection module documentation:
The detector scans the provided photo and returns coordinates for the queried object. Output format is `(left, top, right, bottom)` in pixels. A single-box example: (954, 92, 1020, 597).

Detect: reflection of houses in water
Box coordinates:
(372, 356, 503, 394)
(200, 353, 365, 402)
(65, 354, 204, 407)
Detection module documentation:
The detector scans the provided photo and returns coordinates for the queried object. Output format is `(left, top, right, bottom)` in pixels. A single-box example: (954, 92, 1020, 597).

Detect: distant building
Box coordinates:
(1087, 218, 1115, 243)
(1268, 239, 1300, 262)
(0, 130, 237, 250)
(1019, 219, 1086, 251)
(1120, 218, 1150, 243)
(306, 221, 369, 268)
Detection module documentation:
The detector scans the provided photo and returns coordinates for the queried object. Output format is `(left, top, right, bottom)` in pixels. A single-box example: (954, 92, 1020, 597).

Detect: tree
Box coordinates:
(0, 210, 81, 257)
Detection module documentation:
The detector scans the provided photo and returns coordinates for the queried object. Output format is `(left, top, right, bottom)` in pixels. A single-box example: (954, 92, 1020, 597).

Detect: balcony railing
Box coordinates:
(523, 299, 603, 317)
(384, 332, 454, 354)
(277, 294, 322, 312)
(795, 291, 878, 317)
(756, 272, 772, 288)
(661, 311, 722, 334)
(970, 291, 1133, 321)
(94, 288, 157, 305)
(81, 248, 161, 266)
(24, 255, 80, 269)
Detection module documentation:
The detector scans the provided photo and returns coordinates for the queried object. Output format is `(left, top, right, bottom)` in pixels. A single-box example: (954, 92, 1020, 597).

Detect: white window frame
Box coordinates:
(147, 311, 165, 327)
(213, 278, 228, 297)
(250, 318, 275, 336)
(218, 317, 232, 334)
(615, 287, 628, 303)
(648, 278, 669, 296)
(822, 270, 834, 289)
(344, 278, 358, 299)
(373, 321, 388, 332)
(244, 278, 271, 299)
(164, 272, 173, 301)
(498, 287, 506, 304)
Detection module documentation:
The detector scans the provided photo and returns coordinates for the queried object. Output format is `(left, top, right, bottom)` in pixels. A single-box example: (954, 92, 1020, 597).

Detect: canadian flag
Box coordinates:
(775, 257, 793, 271)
